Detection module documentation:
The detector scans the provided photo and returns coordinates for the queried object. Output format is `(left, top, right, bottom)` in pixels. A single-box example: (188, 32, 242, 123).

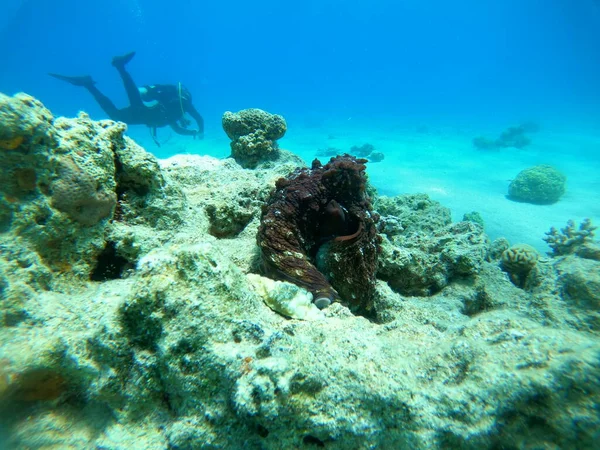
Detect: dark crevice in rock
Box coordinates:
(303, 435, 326, 447)
(256, 424, 269, 438)
(112, 150, 150, 200)
(90, 241, 129, 281)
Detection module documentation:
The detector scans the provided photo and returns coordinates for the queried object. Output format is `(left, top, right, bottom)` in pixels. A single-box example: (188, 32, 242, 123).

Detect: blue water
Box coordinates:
(2, 0, 599, 142)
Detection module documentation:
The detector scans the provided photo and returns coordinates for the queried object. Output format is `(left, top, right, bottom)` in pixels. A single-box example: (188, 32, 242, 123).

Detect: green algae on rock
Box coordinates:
(0, 93, 599, 450)
(376, 194, 488, 296)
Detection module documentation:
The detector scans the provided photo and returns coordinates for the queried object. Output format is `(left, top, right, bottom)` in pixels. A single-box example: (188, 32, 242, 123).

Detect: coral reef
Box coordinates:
(543, 218, 597, 256)
(257, 155, 380, 312)
(378, 215, 489, 296)
(350, 143, 375, 157)
(0, 94, 119, 276)
(472, 136, 498, 150)
(316, 146, 342, 157)
(554, 256, 600, 312)
(368, 151, 385, 162)
(1, 94, 599, 450)
(0, 92, 186, 315)
(508, 164, 566, 204)
(375, 194, 489, 296)
(318, 144, 385, 163)
(500, 243, 540, 288)
(463, 211, 484, 227)
(488, 237, 510, 261)
(496, 125, 531, 148)
(349, 143, 384, 162)
(375, 193, 452, 236)
(530, 223, 600, 331)
(472, 123, 536, 150)
(222, 108, 287, 169)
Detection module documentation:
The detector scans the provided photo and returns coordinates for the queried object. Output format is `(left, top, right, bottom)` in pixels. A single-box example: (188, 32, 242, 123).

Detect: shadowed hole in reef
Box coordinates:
(90, 241, 130, 281)
(303, 435, 325, 447)
(256, 424, 269, 437)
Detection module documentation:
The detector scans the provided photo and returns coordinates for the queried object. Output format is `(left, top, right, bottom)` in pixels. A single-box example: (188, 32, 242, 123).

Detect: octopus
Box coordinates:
(257, 155, 381, 312)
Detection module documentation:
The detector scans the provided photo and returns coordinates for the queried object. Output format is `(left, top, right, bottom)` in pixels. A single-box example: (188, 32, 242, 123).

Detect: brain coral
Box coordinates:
(508, 164, 566, 204)
(222, 108, 287, 169)
(501, 243, 539, 288)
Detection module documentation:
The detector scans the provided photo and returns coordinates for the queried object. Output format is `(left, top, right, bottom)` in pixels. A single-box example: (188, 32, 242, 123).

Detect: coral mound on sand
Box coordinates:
(508, 164, 566, 204)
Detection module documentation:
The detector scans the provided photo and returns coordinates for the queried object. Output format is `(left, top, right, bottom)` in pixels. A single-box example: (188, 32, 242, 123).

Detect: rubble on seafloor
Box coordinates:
(0, 92, 599, 450)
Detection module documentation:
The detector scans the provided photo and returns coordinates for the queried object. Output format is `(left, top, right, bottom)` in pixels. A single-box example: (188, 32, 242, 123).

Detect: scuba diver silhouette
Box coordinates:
(49, 51, 204, 146)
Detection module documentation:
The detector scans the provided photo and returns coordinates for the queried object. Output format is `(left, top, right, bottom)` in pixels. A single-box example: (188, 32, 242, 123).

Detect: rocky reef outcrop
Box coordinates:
(222, 108, 287, 169)
(0, 93, 599, 450)
(375, 194, 488, 296)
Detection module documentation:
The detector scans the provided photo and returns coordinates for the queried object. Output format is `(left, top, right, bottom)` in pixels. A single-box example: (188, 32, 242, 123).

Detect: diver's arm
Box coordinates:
(170, 122, 197, 136)
(185, 102, 205, 136)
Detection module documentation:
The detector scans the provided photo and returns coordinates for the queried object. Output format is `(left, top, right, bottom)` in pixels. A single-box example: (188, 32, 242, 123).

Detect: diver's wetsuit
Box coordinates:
(49, 52, 204, 140)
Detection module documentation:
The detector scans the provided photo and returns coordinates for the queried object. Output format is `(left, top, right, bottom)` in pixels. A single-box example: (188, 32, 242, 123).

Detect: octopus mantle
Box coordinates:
(257, 155, 380, 312)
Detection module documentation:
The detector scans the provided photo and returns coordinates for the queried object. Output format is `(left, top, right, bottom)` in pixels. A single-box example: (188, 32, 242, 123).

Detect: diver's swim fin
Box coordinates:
(48, 73, 95, 87)
(112, 51, 136, 68)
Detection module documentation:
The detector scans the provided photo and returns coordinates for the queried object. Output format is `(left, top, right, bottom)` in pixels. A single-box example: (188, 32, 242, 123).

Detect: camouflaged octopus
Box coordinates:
(257, 155, 381, 312)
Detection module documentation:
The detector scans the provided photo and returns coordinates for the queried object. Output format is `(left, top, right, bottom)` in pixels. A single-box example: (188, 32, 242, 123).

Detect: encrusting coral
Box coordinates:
(50, 157, 116, 226)
(257, 155, 381, 312)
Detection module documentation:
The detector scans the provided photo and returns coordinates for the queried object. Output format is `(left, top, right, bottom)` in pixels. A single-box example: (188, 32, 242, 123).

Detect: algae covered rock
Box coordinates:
(508, 164, 566, 204)
(378, 220, 489, 295)
(463, 210, 484, 227)
(375, 193, 452, 237)
(1, 93, 600, 450)
(557, 256, 600, 311)
(0, 95, 119, 278)
(376, 194, 487, 296)
(0, 92, 55, 151)
(0, 92, 187, 293)
(222, 108, 287, 169)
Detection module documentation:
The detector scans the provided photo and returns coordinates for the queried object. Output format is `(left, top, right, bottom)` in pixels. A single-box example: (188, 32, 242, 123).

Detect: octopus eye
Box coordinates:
(314, 296, 332, 309)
